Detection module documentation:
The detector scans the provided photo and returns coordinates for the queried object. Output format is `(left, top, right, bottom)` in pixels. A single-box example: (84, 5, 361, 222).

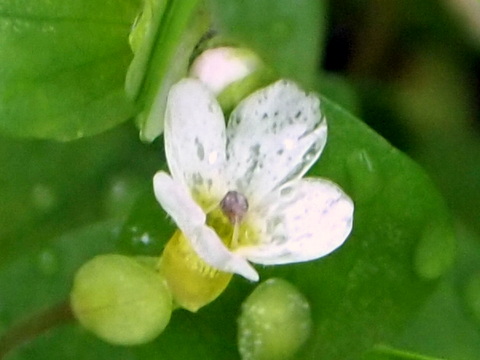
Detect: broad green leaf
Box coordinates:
(0, 123, 157, 265)
(120, 96, 454, 359)
(209, 0, 327, 87)
(280, 97, 455, 358)
(0, 98, 454, 359)
(118, 188, 173, 256)
(393, 226, 480, 360)
(0, 222, 121, 359)
(0, 221, 240, 359)
(0, 0, 140, 140)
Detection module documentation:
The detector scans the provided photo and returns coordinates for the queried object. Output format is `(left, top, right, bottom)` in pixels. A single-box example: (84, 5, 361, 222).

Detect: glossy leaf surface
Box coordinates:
(0, 0, 140, 140)
(0, 98, 453, 359)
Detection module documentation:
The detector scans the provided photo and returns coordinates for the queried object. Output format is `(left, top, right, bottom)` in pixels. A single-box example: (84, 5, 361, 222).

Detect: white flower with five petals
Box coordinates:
(153, 78, 354, 282)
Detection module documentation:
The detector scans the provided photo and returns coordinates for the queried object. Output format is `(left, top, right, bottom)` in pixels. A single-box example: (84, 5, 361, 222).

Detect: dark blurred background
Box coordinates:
(322, 0, 480, 231)
(321, 1, 480, 357)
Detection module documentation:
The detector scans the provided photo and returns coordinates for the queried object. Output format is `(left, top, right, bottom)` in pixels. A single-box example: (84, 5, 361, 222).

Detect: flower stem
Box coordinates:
(0, 299, 74, 359)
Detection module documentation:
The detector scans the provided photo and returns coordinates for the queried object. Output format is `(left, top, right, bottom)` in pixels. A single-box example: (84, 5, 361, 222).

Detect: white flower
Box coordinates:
(153, 78, 354, 282)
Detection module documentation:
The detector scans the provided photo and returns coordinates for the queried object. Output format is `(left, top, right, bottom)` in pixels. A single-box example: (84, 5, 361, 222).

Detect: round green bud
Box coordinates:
(70, 254, 172, 346)
(189, 47, 262, 96)
(189, 46, 276, 114)
(238, 278, 312, 360)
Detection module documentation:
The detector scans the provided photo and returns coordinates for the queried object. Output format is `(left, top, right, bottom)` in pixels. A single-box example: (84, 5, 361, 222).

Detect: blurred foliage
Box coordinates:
(209, 0, 327, 88)
(0, 0, 141, 140)
(322, 0, 480, 359)
(0, 123, 159, 264)
(127, 0, 209, 142)
(0, 0, 480, 359)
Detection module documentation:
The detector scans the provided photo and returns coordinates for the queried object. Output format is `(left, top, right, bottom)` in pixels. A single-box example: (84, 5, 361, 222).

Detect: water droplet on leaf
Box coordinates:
(270, 21, 292, 41)
(464, 273, 480, 324)
(117, 190, 172, 256)
(120, 225, 165, 256)
(37, 248, 59, 276)
(238, 278, 312, 360)
(103, 174, 144, 219)
(31, 184, 57, 213)
(414, 222, 456, 280)
(346, 149, 381, 203)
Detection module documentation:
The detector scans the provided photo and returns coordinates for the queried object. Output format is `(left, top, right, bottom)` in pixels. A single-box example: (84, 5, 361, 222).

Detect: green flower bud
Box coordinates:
(238, 278, 312, 360)
(70, 254, 172, 346)
(189, 46, 276, 113)
(189, 47, 263, 96)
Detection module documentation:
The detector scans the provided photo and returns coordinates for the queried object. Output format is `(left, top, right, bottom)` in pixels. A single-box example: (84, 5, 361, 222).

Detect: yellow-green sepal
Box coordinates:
(158, 230, 233, 312)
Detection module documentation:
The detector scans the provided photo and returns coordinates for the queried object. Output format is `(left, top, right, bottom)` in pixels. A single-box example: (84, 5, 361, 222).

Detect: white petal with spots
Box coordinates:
(156, 77, 354, 281)
(154, 171, 258, 281)
(164, 79, 228, 204)
(237, 178, 354, 265)
(153, 171, 205, 232)
(225, 80, 327, 202)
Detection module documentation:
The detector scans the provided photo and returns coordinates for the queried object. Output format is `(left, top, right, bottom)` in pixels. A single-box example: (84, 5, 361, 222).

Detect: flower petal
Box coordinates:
(164, 79, 228, 206)
(185, 225, 259, 282)
(153, 171, 205, 231)
(154, 171, 258, 281)
(238, 178, 353, 265)
(225, 80, 327, 201)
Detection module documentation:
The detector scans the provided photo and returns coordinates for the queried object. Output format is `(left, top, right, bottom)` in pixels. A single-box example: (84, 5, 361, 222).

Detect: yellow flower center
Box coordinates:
(158, 192, 256, 312)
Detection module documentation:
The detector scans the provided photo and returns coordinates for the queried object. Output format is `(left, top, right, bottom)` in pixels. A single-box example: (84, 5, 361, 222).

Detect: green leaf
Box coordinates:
(0, 98, 454, 359)
(119, 96, 454, 359)
(0, 221, 239, 359)
(0, 222, 120, 358)
(273, 97, 454, 359)
(0, 0, 140, 140)
(118, 188, 174, 256)
(127, 0, 209, 142)
(393, 226, 480, 360)
(0, 123, 157, 265)
(209, 0, 327, 87)
(363, 345, 445, 360)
